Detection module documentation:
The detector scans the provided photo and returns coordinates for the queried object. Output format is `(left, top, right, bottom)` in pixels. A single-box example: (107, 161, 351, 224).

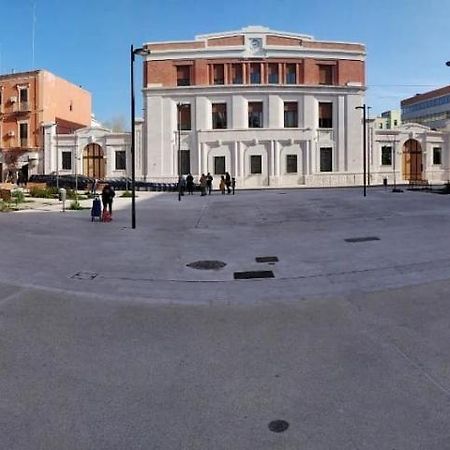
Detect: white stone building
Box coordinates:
(141, 26, 367, 187)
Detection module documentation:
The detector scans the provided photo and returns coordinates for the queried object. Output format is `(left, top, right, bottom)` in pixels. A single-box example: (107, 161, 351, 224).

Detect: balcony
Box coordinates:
(13, 102, 31, 113)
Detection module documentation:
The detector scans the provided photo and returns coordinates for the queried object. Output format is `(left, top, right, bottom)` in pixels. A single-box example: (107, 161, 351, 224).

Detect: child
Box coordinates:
(219, 175, 226, 195)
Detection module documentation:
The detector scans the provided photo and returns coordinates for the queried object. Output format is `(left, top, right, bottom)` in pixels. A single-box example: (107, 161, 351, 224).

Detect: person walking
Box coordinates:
(225, 172, 231, 194)
(186, 173, 194, 195)
(199, 174, 207, 196)
(219, 175, 226, 195)
(231, 177, 236, 195)
(101, 183, 115, 216)
(206, 172, 213, 195)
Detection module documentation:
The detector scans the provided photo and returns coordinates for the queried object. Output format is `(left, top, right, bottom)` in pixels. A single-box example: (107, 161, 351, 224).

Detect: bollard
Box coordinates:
(59, 188, 67, 212)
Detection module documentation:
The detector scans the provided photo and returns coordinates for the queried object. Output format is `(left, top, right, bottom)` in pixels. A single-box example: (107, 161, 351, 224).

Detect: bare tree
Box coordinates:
(3, 150, 26, 184)
(102, 115, 128, 132)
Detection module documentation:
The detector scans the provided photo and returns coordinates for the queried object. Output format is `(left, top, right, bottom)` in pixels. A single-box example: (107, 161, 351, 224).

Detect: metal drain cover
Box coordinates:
(345, 236, 380, 243)
(70, 271, 98, 280)
(234, 270, 274, 279)
(268, 420, 289, 433)
(186, 260, 226, 270)
(255, 256, 279, 263)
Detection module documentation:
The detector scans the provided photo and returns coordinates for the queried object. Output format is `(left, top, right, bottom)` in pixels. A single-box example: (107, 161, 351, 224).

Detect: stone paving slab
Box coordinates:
(1, 187, 450, 448)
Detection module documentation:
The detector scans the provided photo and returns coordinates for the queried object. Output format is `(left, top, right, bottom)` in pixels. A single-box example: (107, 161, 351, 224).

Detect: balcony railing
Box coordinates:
(13, 102, 30, 113)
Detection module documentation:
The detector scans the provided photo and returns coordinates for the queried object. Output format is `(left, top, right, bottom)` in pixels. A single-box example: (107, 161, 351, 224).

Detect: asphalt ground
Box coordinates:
(1, 187, 450, 449)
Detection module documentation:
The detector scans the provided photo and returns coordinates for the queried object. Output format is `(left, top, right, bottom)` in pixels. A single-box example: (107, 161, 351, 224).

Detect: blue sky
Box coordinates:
(2, 0, 450, 127)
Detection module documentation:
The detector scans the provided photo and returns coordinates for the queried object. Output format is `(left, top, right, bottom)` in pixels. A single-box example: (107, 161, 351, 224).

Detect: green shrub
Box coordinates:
(29, 187, 54, 198)
(12, 190, 25, 204)
(120, 191, 133, 198)
(69, 199, 82, 210)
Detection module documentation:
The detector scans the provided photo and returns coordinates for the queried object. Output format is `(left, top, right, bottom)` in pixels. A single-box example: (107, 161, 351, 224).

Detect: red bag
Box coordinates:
(102, 210, 112, 222)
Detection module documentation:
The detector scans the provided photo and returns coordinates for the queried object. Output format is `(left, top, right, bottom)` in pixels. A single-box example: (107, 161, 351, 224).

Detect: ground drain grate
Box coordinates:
(186, 260, 226, 270)
(234, 270, 274, 280)
(70, 271, 98, 280)
(345, 236, 380, 243)
(255, 256, 279, 263)
(268, 420, 289, 433)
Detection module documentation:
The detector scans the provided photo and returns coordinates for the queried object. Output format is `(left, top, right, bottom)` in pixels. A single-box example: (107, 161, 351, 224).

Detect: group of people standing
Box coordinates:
(183, 172, 235, 196)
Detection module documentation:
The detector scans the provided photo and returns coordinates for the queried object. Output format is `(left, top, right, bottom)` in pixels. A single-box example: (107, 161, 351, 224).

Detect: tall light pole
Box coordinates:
(356, 104, 367, 197)
(177, 102, 182, 202)
(367, 106, 371, 186)
(131, 44, 150, 229)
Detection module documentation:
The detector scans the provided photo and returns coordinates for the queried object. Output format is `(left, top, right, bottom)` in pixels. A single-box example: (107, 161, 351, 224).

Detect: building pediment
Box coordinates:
(74, 126, 112, 138)
(397, 122, 432, 132)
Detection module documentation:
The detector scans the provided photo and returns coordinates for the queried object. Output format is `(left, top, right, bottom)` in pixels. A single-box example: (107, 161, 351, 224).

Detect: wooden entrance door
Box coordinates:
(402, 139, 422, 181)
(83, 143, 105, 179)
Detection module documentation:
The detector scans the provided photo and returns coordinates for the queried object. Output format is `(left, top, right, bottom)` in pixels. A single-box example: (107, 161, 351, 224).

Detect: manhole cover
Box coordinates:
(186, 260, 226, 270)
(234, 270, 274, 280)
(345, 236, 380, 243)
(268, 420, 289, 433)
(255, 256, 279, 263)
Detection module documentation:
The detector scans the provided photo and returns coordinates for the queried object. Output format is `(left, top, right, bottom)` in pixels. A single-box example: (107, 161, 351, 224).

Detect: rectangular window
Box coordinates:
(62, 151, 72, 170)
(248, 102, 263, 128)
(433, 147, 442, 165)
(286, 64, 296, 84)
(318, 65, 333, 85)
(250, 155, 262, 174)
(213, 64, 224, 85)
(212, 103, 227, 129)
(214, 156, 225, 175)
(250, 63, 261, 84)
(180, 150, 190, 175)
(381, 146, 392, 166)
(268, 63, 279, 84)
(318, 102, 333, 128)
(284, 102, 298, 128)
(176, 66, 191, 86)
(231, 64, 243, 84)
(19, 88, 28, 103)
(178, 104, 191, 130)
(19, 122, 28, 147)
(286, 154, 297, 173)
(18, 88, 29, 111)
(320, 147, 332, 172)
(0, 89, 2, 105)
(115, 150, 126, 170)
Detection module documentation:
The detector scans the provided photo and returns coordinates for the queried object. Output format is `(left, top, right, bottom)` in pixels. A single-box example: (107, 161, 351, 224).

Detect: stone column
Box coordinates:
(234, 141, 239, 177)
(270, 140, 275, 177)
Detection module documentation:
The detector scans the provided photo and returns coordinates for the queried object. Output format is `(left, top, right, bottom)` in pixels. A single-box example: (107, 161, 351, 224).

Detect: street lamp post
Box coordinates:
(367, 106, 371, 186)
(130, 44, 150, 229)
(355, 104, 368, 197)
(177, 103, 182, 202)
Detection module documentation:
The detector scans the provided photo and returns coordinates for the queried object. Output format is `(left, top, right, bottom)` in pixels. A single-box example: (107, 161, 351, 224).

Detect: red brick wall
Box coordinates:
(266, 35, 302, 46)
(207, 36, 244, 46)
(337, 60, 365, 86)
(144, 58, 365, 87)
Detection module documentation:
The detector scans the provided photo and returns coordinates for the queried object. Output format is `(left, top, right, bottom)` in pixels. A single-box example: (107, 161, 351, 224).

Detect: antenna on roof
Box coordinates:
(31, 0, 36, 68)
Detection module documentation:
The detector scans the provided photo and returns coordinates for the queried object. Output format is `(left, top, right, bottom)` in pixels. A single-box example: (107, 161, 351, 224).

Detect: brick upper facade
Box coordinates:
(143, 26, 365, 89)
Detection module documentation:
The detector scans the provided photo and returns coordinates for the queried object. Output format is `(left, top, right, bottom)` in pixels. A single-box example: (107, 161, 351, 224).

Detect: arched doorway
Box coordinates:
(83, 143, 105, 179)
(402, 139, 423, 181)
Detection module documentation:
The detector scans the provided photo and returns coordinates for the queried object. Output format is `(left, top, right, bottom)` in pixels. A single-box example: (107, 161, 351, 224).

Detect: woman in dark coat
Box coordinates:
(101, 183, 115, 214)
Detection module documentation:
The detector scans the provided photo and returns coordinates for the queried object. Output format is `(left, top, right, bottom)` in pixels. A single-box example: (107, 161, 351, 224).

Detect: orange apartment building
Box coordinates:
(0, 69, 91, 181)
(141, 26, 366, 187)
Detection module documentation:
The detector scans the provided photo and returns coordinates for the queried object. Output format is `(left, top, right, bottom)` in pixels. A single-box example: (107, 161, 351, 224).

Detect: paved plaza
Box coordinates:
(2, 187, 450, 449)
